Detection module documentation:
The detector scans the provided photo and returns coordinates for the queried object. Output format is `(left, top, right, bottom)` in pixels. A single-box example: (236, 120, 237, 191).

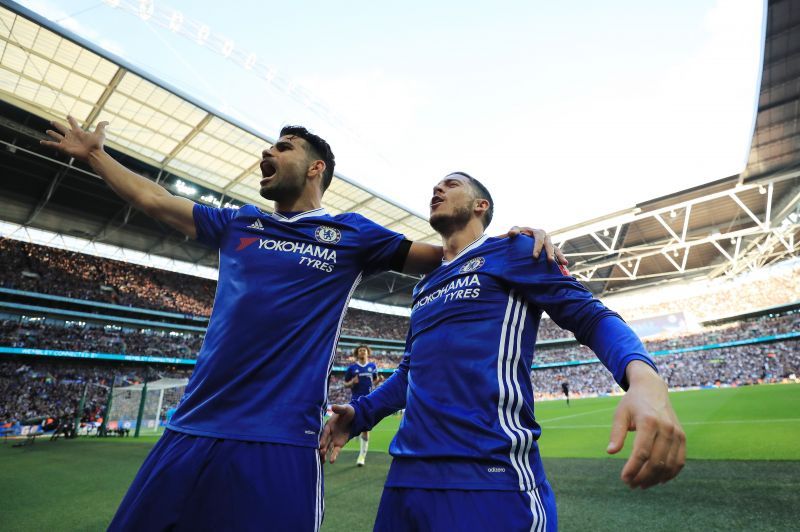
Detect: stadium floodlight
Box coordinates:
(138, 0, 154, 21)
(222, 40, 235, 57)
(174, 179, 197, 196)
(169, 11, 184, 32)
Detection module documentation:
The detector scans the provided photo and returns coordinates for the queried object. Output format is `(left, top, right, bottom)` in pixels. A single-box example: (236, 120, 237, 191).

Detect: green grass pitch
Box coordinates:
(1, 384, 798, 531)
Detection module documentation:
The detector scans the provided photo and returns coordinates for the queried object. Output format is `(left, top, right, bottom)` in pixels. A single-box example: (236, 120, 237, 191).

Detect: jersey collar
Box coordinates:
(441, 234, 489, 265)
(269, 208, 329, 222)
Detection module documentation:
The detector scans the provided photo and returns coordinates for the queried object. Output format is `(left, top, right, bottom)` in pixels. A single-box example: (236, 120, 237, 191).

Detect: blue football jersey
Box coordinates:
(350, 235, 656, 490)
(345, 362, 378, 398)
(167, 205, 405, 447)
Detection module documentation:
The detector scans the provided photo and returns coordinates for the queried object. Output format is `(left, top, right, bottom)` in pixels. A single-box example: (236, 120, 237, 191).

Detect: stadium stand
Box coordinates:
(0, 359, 190, 425)
(532, 339, 800, 399)
(1, 237, 215, 317)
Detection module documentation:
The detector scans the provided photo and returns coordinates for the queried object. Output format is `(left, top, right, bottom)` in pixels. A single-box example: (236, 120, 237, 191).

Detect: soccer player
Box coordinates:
(561, 380, 570, 406)
(41, 118, 563, 531)
(321, 172, 686, 531)
(344, 344, 382, 466)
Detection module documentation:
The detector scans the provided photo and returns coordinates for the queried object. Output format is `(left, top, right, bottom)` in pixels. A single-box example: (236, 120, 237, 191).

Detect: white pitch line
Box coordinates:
(537, 406, 617, 424)
(545, 418, 800, 429)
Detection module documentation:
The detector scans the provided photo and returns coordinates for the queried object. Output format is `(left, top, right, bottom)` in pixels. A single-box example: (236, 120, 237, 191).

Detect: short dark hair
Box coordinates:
(451, 171, 494, 229)
(353, 344, 372, 357)
(280, 125, 335, 192)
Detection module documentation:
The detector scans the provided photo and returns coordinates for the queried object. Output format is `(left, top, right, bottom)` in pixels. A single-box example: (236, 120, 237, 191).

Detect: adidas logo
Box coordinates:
(247, 219, 264, 230)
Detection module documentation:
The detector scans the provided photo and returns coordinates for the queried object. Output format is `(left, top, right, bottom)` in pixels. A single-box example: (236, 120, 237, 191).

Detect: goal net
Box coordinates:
(106, 378, 188, 434)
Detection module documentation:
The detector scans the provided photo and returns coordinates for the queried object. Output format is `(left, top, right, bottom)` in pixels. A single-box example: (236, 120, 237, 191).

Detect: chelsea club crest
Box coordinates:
(459, 256, 485, 273)
(314, 226, 341, 244)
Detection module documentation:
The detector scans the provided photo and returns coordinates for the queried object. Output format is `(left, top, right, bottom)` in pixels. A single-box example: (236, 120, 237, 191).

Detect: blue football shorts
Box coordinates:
(108, 429, 324, 531)
(373, 480, 557, 532)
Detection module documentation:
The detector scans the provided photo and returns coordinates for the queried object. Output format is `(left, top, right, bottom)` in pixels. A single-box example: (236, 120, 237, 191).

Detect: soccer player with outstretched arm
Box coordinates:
(42, 117, 565, 531)
(321, 172, 686, 531)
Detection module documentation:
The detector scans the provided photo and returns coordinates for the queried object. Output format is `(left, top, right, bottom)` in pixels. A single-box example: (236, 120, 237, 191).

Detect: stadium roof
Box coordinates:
(552, 0, 800, 296)
(0, 1, 439, 244)
(0, 0, 798, 308)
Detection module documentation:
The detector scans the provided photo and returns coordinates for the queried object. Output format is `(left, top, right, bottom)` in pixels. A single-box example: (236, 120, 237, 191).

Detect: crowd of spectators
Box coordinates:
(609, 261, 800, 322)
(0, 238, 410, 339)
(0, 238, 215, 317)
(535, 311, 800, 365)
(341, 309, 408, 340)
(0, 319, 204, 360)
(532, 339, 799, 399)
(2, 237, 798, 413)
(535, 260, 800, 340)
(0, 360, 189, 425)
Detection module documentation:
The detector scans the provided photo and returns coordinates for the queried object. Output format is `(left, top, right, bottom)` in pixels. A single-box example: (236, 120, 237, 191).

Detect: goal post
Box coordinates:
(105, 378, 188, 436)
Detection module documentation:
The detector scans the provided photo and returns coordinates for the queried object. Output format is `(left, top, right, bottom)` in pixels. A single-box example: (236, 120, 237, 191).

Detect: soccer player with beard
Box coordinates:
(42, 117, 563, 531)
(321, 173, 686, 531)
(344, 345, 382, 466)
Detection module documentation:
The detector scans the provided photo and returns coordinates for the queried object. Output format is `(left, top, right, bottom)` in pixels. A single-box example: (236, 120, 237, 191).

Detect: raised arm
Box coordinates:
(41, 116, 196, 239)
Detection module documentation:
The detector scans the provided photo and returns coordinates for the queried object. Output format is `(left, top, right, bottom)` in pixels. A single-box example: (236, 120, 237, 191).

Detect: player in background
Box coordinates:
(321, 172, 686, 531)
(42, 117, 564, 531)
(561, 380, 570, 406)
(344, 345, 383, 466)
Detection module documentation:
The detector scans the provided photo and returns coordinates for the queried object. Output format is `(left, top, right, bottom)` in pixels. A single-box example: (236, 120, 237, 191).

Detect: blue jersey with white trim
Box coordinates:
(168, 204, 405, 447)
(345, 362, 378, 398)
(350, 235, 656, 490)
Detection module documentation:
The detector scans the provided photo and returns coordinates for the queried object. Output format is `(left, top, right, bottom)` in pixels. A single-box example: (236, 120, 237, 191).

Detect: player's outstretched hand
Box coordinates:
(607, 361, 686, 489)
(500, 226, 568, 266)
(40, 115, 108, 161)
(319, 404, 356, 464)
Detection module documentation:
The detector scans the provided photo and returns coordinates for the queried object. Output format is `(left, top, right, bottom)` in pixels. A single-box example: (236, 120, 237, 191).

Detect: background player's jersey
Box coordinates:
(350, 235, 656, 490)
(168, 205, 405, 447)
(345, 362, 378, 398)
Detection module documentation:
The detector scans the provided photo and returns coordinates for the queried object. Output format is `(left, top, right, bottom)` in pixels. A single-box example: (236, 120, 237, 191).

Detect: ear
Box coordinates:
(307, 159, 326, 179)
(474, 198, 490, 217)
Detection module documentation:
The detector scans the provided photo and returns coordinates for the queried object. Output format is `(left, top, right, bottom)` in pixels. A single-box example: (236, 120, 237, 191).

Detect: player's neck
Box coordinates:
(274, 188, 322, 214)
(441, 220, 485, 261)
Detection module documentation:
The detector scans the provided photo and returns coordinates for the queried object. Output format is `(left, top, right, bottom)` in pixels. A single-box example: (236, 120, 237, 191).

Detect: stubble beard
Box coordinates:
(260, 174, 305, 205)
(429, 204, 473, 238)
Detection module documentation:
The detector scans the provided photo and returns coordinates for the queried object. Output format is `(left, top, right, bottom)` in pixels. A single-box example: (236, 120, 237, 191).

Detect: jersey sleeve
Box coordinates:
(193, 204, 238, 248)
(504, 236, 657, 389)
(350, 350, 410, 436)
(356, 215, 408, 275)
(344, 365, 355, 381)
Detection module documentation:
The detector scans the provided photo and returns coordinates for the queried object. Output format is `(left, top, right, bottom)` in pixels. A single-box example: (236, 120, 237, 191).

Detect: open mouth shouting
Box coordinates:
(430, 195, 445, 210)
(260, 158, 277, 186)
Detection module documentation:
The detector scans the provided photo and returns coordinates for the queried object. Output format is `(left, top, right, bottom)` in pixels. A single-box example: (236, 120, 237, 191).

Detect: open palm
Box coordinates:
(41, 115, 108, 161)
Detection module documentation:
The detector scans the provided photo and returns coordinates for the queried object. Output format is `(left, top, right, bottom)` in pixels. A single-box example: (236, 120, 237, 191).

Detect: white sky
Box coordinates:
(19, 0, 765, 233)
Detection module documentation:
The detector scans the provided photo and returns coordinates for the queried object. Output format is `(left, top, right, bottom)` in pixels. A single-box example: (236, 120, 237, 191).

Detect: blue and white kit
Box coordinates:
(345, 361, 379, 399)
(349, 235, 657, 530)
(111, 205, 407, 531)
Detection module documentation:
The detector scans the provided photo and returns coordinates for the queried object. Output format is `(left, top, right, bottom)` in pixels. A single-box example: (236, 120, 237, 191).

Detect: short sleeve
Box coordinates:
(344, 365, 355, 381)
(193, 204, 238, 248)
(357, 215, 407, 275)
